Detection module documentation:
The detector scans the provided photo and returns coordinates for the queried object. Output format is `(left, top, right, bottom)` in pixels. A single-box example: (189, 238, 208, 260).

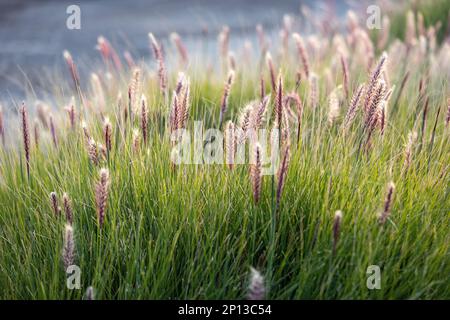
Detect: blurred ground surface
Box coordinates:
(0, 0, 350, 102)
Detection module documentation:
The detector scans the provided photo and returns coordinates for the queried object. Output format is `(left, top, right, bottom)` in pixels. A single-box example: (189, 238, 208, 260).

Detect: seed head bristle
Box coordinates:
(123, 50, 135, 69)
(95, 168, 110, 228)
(380, 101, 386, 135)
(218, 25, 230, 60)
(260, 75, 265, 101)
(285, 93, 303, 144)
(63, 50, 80, 90)
(98, 143, 107, 159)
(265, 52, 276, 93)
(256, 24, 267, 55)
(177, 78, 191, 130)
(132, 128, 140, 153)
(364, 52, 388, 115)
(50, 192, 61, 217)
(238, 103, 254, 145)
(332, 210, 343, 255)
(250, 95, 270, 131)
(247, 267, 265, 300)
(228, 51, 236, 71)
(62, 224, 75, 270)
(175, 72, 185, 95)
(128, 68, 141, 116)
(219, 70, 235, 128)
(81, 120, 91, 142)
(96, 36, 122, 71)
(103, 117, 112, 153)
(169, 92, 179, 134)
(170, 32, 188, 66)
(33, 119, 39, 149)
(365, 80, 386, 131)
(148, 33, 167, 97)
(340, 53, 349, 99)
(292, 33, 310, 78)
(378, 182, 395, 225)
(225, 121, 236, 170)
(281, 106, 291, 147)
(140, 95, 148, 145)
(403, 131, 417, 171)
(309, 73, 318, 109)
(405, 10, 416, 47)
(36, 102, 49, 129)
(90, 73, 106, 113)
(65, 101, 76, 129)
(87, 138, 100, 166)
(344, 84, 364, 129)
(250, 143, 262, 203)
(49, 114, 58, 148)
(85, 286, 95, 300)
(378, 16, 390, 49)
(20, 103, 30, 179)
(275, 72, 283, 128)
(328, 86, 341, 126)
(63, 193, 73, 225)
(346, 10, 359, 32)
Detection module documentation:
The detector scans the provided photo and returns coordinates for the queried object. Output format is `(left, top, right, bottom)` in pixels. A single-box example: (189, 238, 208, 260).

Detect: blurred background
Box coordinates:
(0, 0, 448, 101)
(0, 0, 351, 100)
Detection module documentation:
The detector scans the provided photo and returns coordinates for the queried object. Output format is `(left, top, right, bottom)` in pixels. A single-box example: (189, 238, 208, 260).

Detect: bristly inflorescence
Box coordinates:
(292, 33, 310, 79)
(63, 193, 73, 225)
(63, 50, 80, 90)
(274, 72, 284, 130)
(219, 70, 235, 128)
(49, 114, 58, 148)
(85, 286, 95, 300)
(265, 52, 276, 93)
(225, 121, 236, 170)
(250, 143, 262, 203)
(50, 192, 61, 217)
(247, 267, 265, 300)
(328, 86, 342, 126)
(140, 95, 149, 145)
(250, 95, 270, 133)
(378, 182, 395, 225)
(309, 73, 318, 109)
(128, 67, 141, 119)
(332, 210, 343, 255)
(87, 138, 100, 166)
(171, 32, 188, 66)
(363, 52, 387, 116)
(169, 73, 191, 135)
(20, 103, 30, 179)
(33, 120, 39, 149)
(103, 117, 112, 154)
(149, 33, 167, 98)
(340, 53, 350, 99)
(95, 168, 110, 228)
(62, 224, 75, 270)
(66, 101, 76, 130)
(344, 84, 365, 130)
(403, 131, 417, 172)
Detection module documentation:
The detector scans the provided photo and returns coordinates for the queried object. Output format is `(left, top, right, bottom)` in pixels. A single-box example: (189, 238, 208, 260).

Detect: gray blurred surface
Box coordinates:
(0, 0, 350, 101)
